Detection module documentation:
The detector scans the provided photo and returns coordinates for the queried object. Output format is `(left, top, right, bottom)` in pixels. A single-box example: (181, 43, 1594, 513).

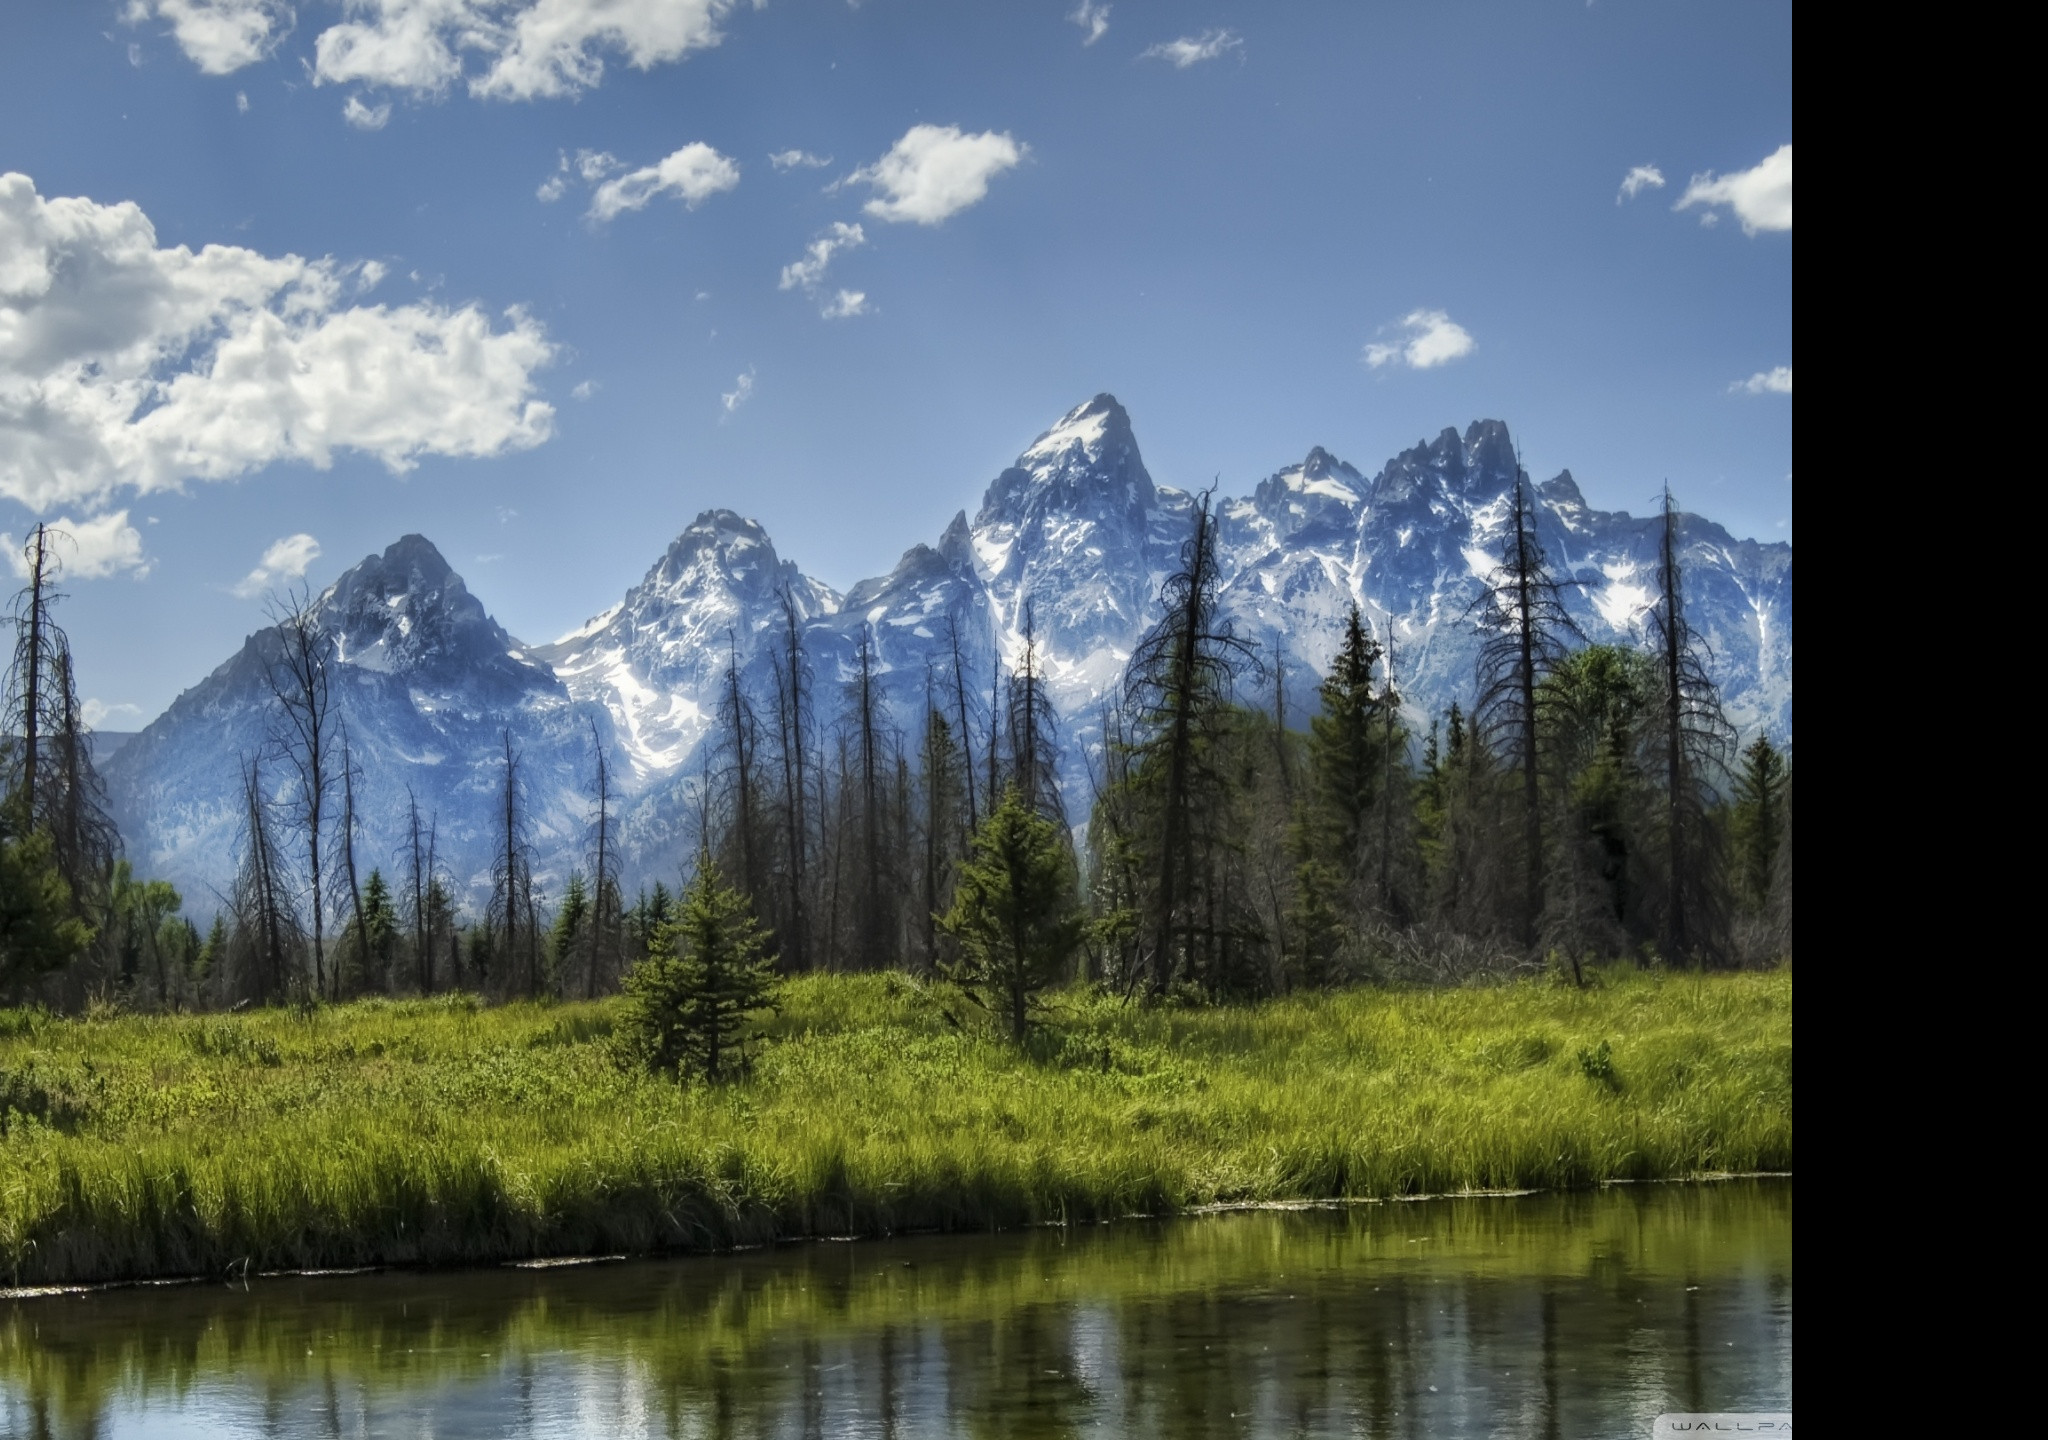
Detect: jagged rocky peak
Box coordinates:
(975, 393, 1155, 531)
(1249, 446, 1369, 541)
(319, 534, 529, 686)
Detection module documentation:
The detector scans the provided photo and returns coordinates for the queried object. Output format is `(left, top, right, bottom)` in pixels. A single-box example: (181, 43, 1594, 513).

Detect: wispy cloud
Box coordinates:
(1069, 0, 1109, 45)
(587, 142, 740, 222)
(1676, 143, 1791, 234)
(233, 533, 320, 598)
(342, 94, 391, 130)
(779, 222, 866, 295)
(1617, 163, 1664, 203)
(770, 149, 832, 171)
(1363, 310, 1476, 371)
(125, 0, 291, 75)
(821, 290, 870, 319)
(721, 367, 756, 417)
(1141, 28, 1241, 68)
(841, 124, 1027, 225)
(1732, 366, 1792, 395)
(82, 698, 146, 729)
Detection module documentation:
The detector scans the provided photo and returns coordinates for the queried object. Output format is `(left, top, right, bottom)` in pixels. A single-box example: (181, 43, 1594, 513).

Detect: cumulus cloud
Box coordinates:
(3, 511, 150, 581)
(1141, 28, 1241, 67)
(770, 149, 832, 171)
(1617, 164, 1664, 203)
(821, 289, 869, 319)
(1069, 0, 1109, 45)
(232, 532, 320, 598)
(778, 221, 865, 293)
(1676, 143, 1791, 234)
(586, 143, 740, 222)
(0, 171, 556, 514)
(720, 366, 755, 416)
(125, 0, 291, 75)
(1733, 366, 1792, 395)
(342, 94, 393, 130)
(306, 0, 741, 101)
(843, 124, 1026, 226)
(1362, 309, 1476, 370)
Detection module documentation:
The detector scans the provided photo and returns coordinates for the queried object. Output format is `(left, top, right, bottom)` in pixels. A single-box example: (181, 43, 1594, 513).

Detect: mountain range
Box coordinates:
(103, 395, 1792, 912)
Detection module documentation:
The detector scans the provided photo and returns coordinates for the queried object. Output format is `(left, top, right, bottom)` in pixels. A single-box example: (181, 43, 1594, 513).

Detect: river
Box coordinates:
(2, 1179, 1789, 1438)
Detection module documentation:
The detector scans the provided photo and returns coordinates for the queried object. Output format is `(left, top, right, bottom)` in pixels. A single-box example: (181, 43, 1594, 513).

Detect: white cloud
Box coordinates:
(0, 171, 556, 514)
(82, 698, 146, 729)
(586, 142, 739, 222)
(843, 124, 1026, 226)
(770, 149, 832, 171)
(1141, 28, 1241, 67)
(343, 95, 393, 130)
(821, 289, 869, 319)
(1733, 366, 1792, 395)
(1362, 309, 1476, 370)
(1676, 143, 1791, 234)
(236, 90, 250, 113)
(233, 532, 321, 598)
(571, 378, 596, 399)
(778, 221, 865, 293)
(720, 367, 755, 416)
(125, 0, 291, 75)
(1617, 163, 1664, 203)
(354, 259, 389, 293)
(1070, 0, 1109, 45)
(307, 0, 740, 102)
(3, 511, 150, 580)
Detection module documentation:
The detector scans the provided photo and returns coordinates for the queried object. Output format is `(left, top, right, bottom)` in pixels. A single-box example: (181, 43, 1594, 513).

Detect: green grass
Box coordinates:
(0, 969, 1790, 1287)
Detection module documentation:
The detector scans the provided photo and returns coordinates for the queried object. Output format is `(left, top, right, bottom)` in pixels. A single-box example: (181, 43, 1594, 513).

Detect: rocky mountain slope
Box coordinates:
(108, 397, 1791, 907)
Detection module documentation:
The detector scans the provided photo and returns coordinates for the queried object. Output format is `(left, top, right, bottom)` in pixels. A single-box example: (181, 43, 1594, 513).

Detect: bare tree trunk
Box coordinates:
(338, 730, 369, 999)
(588, 718, 612, 999)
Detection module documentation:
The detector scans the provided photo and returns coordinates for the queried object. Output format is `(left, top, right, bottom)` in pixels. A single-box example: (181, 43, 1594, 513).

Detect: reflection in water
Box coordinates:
(2, 1180, 1789, 1438)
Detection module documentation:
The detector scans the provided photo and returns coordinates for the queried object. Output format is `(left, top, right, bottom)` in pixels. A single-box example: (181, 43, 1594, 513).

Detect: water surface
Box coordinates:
(2, 1180, 1789, 1438)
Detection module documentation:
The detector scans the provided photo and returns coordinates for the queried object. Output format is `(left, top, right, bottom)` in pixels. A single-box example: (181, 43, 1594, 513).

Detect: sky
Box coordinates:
(0, 0, 1791, 731)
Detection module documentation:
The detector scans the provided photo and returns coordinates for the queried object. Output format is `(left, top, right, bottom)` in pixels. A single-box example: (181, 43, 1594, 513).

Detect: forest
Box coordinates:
(1, 473, 1790, 1028)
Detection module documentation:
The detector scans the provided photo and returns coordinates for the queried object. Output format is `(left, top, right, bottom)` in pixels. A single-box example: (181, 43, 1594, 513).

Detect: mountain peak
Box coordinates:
(975, 393, 1155, 536)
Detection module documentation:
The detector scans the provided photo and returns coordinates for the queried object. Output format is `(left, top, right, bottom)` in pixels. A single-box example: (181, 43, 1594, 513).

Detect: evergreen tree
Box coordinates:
(0, 801, 93, 995)
(354, 869, 398, 994)
(1731, 736, 1788, 915)
(551, 871, 590, 989)
(620, 855, 778, 1080)
(938, 786, 1085, 1042)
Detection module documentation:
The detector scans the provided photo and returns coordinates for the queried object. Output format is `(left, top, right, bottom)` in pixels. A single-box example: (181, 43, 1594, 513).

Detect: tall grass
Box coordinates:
(0, 969, 1790, 1287)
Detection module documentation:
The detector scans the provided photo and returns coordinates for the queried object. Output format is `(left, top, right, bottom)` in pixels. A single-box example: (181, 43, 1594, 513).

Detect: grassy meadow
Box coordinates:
(0, 970, 1791, 1287)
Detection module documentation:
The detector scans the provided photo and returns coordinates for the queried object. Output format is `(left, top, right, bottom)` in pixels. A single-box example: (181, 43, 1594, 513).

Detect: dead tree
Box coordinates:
(265, 585, 336, 998)
(586, 717, 616, 998)
(1120, 490, 1258, 993)
(771, 589, 813, 971)
(233, 755, 297, 1003)
(1648, 485, 1735, 965)
(1473, 467, 1582, 947)
(947, 615, 981, 833)
(335, 727, 370, 997)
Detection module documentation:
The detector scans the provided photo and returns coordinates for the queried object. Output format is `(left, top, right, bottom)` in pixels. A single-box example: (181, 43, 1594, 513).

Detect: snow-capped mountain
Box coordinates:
(109, 396, 1790, 908)
(104, 536, 606, 912)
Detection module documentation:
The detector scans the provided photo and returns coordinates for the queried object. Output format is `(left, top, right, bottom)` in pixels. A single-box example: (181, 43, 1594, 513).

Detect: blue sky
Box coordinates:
(0, 0, 1790, 730)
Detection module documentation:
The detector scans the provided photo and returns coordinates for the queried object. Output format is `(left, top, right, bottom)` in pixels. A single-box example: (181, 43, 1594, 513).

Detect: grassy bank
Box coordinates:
(0, 970, 1790, 1287)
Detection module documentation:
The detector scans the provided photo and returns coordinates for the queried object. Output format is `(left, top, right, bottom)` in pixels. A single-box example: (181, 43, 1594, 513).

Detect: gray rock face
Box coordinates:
(104, 536, 606, 914)
(110, 400, 1790, 908)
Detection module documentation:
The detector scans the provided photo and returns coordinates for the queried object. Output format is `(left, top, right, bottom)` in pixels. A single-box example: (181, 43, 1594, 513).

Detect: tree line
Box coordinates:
(2, 471, 1790, 1024)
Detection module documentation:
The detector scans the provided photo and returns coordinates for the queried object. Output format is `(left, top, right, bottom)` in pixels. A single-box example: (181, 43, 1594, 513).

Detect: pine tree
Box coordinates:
(1731, 736, 1788, 915)
(938, 786, 1085, 1042)
(551, 871, 590, 988)
(0, 800, 93, 994)
(621, 855, 779, 1080)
